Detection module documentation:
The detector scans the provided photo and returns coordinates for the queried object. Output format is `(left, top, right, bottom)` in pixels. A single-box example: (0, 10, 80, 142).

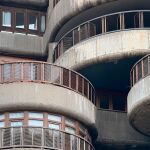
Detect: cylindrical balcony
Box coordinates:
(0, 61, 96, 126)
(0, 126, 94, 150)
(128, 54, 150, 136)
(52, 10, 150, 69)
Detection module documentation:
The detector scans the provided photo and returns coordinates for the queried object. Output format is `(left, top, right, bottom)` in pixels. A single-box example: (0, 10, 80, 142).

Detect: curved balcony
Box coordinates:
(0, 126, 94, 150)
(53, 10, 150, 68)
(128, 54, 150, 136)
(0, 61, 96, 126)
(0, 61, 95, 104)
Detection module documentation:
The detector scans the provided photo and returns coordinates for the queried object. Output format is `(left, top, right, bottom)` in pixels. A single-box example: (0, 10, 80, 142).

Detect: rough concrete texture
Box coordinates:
(128, 75, 150, 136)
(0, 82, 96, 126)
(54, 30, 150, 70)
(0, 32, 44, 56)
(96, 109, 150, 146)
(0, 0, 48, 7)
(43, 0, 116, 52)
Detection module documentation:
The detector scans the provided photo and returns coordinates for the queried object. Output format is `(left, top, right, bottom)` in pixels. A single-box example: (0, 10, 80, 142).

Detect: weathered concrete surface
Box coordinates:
(96, 109, 150, 147)
(43, 0, 116, 52)
(128, 75, 150, 136)
(0, 82, 96, 126)
(0, 32, 44, 56)
(0, 0, 48, 7)
(54, 30, 150, 70)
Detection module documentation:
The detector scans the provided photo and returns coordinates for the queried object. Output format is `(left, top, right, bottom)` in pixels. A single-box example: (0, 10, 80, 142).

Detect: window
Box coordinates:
(65, 119, 75, 127)
(49, 123, 60, 130)
(16, 12, 25, 29)
(0, 114, 4, 120)
(9, 112, 24, 118)
(3, 64, 11, 81)
(29, 112, 43, 119)
(2, 11, 11, 27)
(11, 121, 23, 127)
(28, 14, 38, 30)
(100, 95, 109, 109)
(0, 122, 4, 128)
(65, 126, 76, 134)
(48, 114, 61, 122)
(40, 15, 45, 32)
(29, 120, 43, 127)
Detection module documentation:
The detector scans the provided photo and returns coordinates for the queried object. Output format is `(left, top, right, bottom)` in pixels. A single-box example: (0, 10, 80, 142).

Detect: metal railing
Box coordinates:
(0, 61, 95, 104)
(130, 54, 150, 86)
(53, 10, 150, 62)
(0, 126, 94, 150)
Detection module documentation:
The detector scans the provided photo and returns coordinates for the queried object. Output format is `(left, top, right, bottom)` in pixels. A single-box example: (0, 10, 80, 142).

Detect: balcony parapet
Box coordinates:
(128, 54, 150, 136)
(0, 61, 95, 104)
(0, 126, 94, 150)
(52, 10, 150, 63)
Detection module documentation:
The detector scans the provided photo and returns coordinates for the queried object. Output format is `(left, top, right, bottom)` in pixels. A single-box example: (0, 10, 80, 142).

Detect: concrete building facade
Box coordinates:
(0, 0, 150, 150)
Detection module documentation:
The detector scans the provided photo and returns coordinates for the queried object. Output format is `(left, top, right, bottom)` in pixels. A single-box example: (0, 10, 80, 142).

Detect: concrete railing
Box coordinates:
(130, 54, 150, 86)
(0, 126, 94, 150)
(0, 61, 95, 104)
(53, 10, 150, 62)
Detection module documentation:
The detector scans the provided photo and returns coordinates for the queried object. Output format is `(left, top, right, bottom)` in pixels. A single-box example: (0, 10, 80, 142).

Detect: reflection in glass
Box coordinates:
(29, 15, 37, 30)
(48, 114, 61, 122)
(29, 120, 43, 127)
(2, 11, 11, 27)
(0, 122, 4, 128)
(49, 124, 60, 130)
(11, 121, 23, 127)
(29, 112, 43, 119)
(41, 16, 45, 32)
(9, 112, 24, 118)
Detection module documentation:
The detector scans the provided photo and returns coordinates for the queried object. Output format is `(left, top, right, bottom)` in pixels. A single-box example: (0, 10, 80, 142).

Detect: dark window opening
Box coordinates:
(16, 12, 25, 29)
(100, 95, 109, 109)
(143, 12, 150, 27)
(106, 15, 120, 32)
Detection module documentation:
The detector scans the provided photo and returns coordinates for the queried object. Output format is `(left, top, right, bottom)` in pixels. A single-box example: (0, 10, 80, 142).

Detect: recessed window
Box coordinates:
(65, 127, 76, 134)
(9, 112, 24, 118)
(40, 15, 45, 32)
(29, 15, 38, 30)
(49, 124, 60, 130)
(16, 12, 25, 29)
(65, 119, 75, 127)
(29, 120, 43, 127)
(0, 122, 4, 128)
(3, 64, 11, 80)
(29, 112, 43, 119)
(2, 11, 11, 27)
(48, 114, 61, 122)
(11, 121, 23, 127)
(0, 114, 4, 120)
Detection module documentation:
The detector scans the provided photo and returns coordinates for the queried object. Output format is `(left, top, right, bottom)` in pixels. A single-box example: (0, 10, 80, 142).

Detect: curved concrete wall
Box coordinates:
(43, 0, 116, 51)
(96, 109, 150, 148)
(0, 82, 96, 126)
(54, 30, 150, 70)
(0, 32, 44, 56)
(1, 0, 48, 7)
(128, 75, 150, 136)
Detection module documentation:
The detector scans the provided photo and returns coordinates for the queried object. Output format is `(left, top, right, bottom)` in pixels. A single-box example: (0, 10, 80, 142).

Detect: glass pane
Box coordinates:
(0, 122, 4, 128)
(16, 12, 24, 29)
(49, 124, 60, 130)
(3, 64, 11, 80)
(100, 95, 109, 109)
(48, 114, 61, 122)
(0, 114, 4, 120)
(29, 15, 38, 30)
(11, 121, 23, 127)
(41, 15, 45, 32)
(65, 127, 76, 134)
(65, 119, 75, 127)
(9, 112, 24, 118)
(2, 11, 11, 27)
(29, 112, 43, 119)
(29, 120, 43, 127)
